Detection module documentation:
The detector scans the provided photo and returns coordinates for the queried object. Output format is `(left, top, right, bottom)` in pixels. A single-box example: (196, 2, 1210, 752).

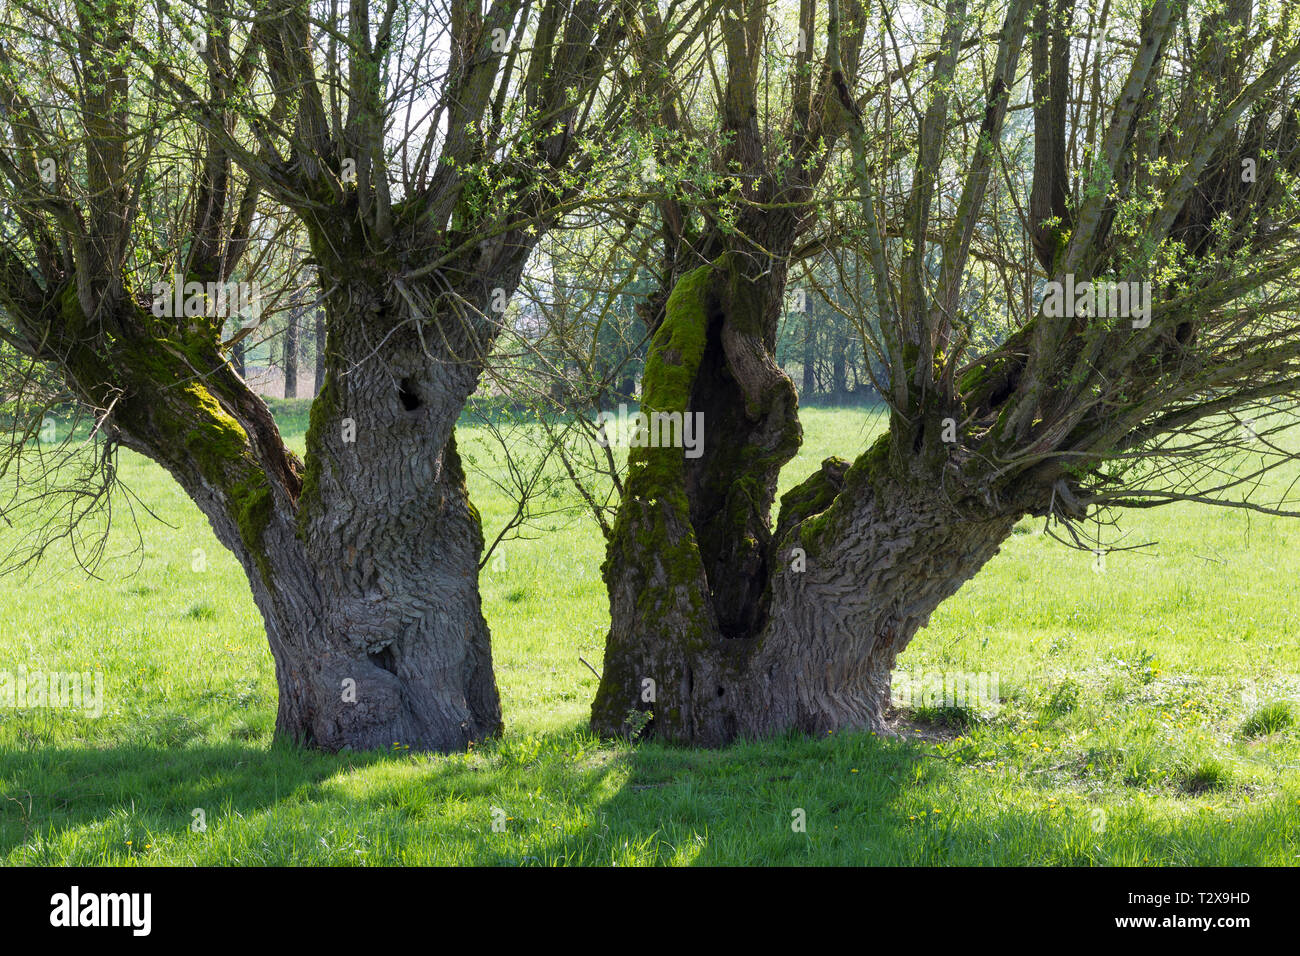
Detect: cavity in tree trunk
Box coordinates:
(158, 0, 640, 752)
(590, 256, 1022, 745)
(277, 264, 514, 749)
(592, 0, 1300, 748)
(0, 0, 687, 755)
(43, 273, 503, 751)
(142, 272, 508, 750)
(588, 0, 877, 745)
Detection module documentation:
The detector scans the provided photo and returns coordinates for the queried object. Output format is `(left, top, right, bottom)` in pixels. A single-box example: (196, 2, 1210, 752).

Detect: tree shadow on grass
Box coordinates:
(504, 727, 926, 865)
(0, 724, 931, 864)
(0, 740, 389, 858)
(330, 723, 927, 865)
(364, 722, 1298, 866)
(6, 722, 1286, 864)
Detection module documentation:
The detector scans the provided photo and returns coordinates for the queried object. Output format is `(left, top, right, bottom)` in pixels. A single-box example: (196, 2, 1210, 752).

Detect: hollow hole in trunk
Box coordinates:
(369, 644, 398, 674)
(397, 378, 422, 411)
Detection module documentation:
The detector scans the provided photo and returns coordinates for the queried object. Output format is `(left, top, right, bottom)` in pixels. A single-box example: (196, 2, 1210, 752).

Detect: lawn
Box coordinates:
(0, 402, 1297, 865)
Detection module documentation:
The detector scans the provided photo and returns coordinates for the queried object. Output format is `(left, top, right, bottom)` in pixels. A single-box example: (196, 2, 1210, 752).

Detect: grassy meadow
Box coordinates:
(0, 401, 1298, 865)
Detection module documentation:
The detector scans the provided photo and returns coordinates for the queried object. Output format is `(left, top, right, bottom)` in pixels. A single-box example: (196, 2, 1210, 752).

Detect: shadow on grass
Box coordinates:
(318, 723, 928, 865)
(0, 723, 920, 863)
(2, 723, 1292, 864)
(0, 740, 389, 855)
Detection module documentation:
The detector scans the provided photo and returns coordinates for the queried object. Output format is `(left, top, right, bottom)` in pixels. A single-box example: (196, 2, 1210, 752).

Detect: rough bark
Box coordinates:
(595, 446, 1016, 742)
(746, 468, 1017, 736)
(57, 266, 508, 752)
(589, 0, 872, 744)
(1, 0, 631, 756)
(286, 274, 504, 750)
(591, 256, 1023, 746)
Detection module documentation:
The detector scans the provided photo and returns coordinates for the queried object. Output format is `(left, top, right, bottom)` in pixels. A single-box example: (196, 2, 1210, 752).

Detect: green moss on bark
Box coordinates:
(163, 382, 276, 586)
(639, 263, 714, 412)
(231, 475, 275, 588)
(56, 287, 279, 587)
(625, 259, 716, 500)
(775, 456, 850, 545)
(172, 383, 252, 477)
(604, 258, 722, 656)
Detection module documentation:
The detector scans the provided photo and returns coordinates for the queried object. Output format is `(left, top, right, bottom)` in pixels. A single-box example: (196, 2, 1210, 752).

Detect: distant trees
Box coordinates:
(280, 292, 302, 399)
(778, 257, 880, 402)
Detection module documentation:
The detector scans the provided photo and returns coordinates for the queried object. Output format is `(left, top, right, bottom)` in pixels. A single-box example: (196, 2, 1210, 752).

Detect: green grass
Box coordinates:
(0, 402, 1298, 865)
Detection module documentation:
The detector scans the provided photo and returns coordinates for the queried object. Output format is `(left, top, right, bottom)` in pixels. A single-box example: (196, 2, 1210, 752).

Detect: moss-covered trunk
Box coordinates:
(592, 253, 803, 741)
(591, 260, 1020, 746)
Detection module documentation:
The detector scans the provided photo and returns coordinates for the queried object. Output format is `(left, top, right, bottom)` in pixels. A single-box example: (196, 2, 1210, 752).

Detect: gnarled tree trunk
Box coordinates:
(282, 272, 505, 750)
(88, 265, 511, 752)
(591, 256, 1022, 745)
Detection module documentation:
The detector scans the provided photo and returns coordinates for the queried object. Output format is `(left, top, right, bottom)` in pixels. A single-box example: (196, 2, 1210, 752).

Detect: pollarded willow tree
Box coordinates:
(0, 0, 715, 752)
(591, 0, 1300, 745)
(584, 0, 877, 739)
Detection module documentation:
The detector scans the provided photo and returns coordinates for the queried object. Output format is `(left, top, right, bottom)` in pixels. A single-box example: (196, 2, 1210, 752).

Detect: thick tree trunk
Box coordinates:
(739, 472, 1017, 736)
(236, 430, 498, 751)
(98, 267, 509, 752)
(282, 275, 504, 749)
(591, 256, 1021, 746)
(250, 437, 499, 751)
(182, 479, 496, 752)
(594, 448, 1016, 744)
